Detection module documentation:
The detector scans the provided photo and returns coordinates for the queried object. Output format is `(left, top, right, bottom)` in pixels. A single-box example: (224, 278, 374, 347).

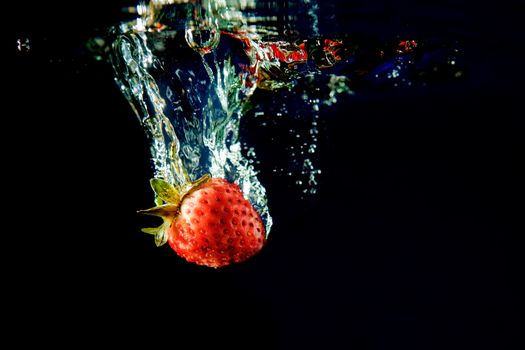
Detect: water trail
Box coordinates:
(110, 1, 281, 234)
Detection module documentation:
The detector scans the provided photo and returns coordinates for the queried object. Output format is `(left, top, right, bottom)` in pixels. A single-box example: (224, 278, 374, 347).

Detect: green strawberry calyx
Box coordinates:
(137, 174, 211, 247)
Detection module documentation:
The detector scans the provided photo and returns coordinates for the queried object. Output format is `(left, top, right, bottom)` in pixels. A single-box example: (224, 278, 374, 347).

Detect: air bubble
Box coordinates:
(185, 21, 220, 55)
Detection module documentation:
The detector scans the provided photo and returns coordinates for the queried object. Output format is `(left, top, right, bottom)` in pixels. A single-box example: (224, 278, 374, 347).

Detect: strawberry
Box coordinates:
(138, 175, 266, 268)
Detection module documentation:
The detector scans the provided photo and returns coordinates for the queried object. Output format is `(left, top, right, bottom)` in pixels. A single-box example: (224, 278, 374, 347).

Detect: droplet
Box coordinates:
(16, 38, 30, 53)
(185, 22, 220, 55)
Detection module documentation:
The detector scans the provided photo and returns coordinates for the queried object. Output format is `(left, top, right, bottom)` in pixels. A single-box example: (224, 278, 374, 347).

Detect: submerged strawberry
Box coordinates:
(138, 175, 266, 268)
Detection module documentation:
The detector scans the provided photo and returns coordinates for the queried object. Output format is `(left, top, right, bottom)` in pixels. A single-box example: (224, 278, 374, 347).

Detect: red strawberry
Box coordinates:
(138, 175, 266, 268)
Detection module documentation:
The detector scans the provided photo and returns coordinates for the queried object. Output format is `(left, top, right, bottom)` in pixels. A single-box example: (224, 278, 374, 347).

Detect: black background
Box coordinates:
(6, 1, 521, 348)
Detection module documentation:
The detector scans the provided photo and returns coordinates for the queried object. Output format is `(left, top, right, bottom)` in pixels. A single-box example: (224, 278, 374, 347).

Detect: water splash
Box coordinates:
(110, 0, 284, 234)
(109, 0, 463, 232)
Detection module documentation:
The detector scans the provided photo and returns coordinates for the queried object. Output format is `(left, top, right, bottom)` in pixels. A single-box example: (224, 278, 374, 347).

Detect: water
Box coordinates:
(9, 0, 519, 347)
(110, 1, 279, 233)
(109, 0, 463, 239)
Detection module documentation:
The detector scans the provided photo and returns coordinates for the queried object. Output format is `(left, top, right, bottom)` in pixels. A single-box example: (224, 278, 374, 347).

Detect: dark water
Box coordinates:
(7, 1, 521, 348)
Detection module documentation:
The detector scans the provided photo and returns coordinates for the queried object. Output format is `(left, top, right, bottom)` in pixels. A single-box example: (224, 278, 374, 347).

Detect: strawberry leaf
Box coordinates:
(141, 227, 159, 235)
(150, 178, 181, 204)
(137, 204, 178, 217)
(154, 225, 168, 247)
(140, 224, 168, 247)
(180, 174, 211, 196)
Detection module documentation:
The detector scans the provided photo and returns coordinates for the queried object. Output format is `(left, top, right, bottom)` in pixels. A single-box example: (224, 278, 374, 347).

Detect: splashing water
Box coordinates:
(109, 0, 463, 236)
(109, 0, 283, 234)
